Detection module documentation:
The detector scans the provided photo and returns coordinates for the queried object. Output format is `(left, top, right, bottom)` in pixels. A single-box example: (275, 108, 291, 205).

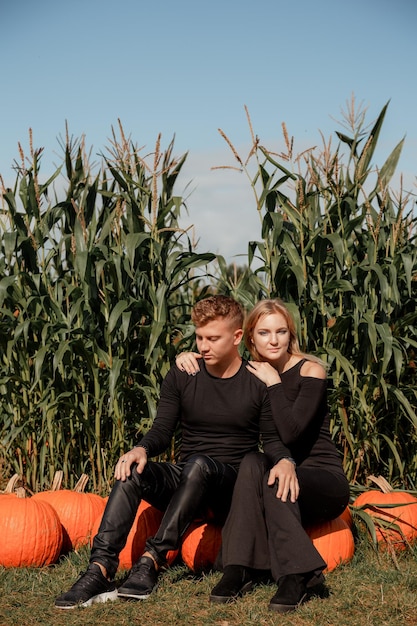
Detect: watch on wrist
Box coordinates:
(280, 456, 296, 466)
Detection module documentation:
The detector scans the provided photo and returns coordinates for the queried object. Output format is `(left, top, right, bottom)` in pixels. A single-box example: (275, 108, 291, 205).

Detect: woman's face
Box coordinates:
(252, 312, 291, 363)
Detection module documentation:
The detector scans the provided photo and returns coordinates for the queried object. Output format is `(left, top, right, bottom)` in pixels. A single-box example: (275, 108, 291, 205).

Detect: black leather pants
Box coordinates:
(90, 454, 237, 578)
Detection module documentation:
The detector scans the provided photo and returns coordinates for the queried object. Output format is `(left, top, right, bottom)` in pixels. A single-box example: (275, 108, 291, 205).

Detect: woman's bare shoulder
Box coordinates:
(300, 359, 326, 380)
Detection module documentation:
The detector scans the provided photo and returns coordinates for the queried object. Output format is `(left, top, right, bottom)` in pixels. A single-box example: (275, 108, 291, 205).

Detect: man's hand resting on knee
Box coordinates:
(115, 446, 148, 481)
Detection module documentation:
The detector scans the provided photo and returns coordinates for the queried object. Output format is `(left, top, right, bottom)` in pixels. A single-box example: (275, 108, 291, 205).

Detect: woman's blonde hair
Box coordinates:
(244, 299, 326, 367)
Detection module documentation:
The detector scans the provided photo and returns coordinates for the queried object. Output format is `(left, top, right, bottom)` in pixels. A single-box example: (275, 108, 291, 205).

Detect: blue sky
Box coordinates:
(1, 0, 416, 263)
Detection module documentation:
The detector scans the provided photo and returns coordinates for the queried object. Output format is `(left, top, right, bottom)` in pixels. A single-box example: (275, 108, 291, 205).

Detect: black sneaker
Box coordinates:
(210, 565, 254, 604)
(117, 556, 159, 600)
(55, 563, 117, 609)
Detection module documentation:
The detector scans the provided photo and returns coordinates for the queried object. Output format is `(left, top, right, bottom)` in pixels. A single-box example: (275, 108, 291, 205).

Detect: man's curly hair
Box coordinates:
(191, 295, 244, 330)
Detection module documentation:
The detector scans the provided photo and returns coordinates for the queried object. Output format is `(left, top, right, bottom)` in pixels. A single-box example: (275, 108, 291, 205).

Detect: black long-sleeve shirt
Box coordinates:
(139, 359, 279, 469)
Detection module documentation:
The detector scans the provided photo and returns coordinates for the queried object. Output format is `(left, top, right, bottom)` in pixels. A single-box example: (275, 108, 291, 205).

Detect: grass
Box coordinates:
(1, 534, 417, 626)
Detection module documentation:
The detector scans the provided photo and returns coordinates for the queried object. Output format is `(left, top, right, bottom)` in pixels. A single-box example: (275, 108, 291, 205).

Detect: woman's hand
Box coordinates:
(246, 361, 281, 387)
(176, 351, 202, 375)
(267, 458, 299, 502)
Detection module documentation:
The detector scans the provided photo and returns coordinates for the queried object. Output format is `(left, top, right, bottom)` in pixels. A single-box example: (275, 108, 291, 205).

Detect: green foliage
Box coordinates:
(0, 126, 214, 491)
(216, 100, 417, 486)
(0, 99, 416, 492)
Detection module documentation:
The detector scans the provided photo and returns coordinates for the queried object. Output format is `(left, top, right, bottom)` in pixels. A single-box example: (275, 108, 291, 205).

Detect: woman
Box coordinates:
(176, 298, 350, 613)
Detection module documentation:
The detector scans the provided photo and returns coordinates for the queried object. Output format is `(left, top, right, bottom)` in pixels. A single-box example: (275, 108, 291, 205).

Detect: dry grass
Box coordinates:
(1, 534, 417, 626)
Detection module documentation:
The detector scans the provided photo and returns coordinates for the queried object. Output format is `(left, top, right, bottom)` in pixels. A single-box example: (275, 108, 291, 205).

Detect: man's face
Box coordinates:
(195, 317, 243, 367)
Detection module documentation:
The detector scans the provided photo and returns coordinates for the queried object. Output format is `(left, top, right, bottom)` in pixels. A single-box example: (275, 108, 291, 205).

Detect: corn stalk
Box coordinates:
(215, 99, 417, 486)
(0, 125, 214, 492)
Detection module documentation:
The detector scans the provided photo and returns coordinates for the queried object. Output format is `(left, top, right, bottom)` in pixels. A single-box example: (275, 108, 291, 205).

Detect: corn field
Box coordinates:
(0, 124, 214, 492)
(215, 99, 417, 487)
(0, 101, 416, 493)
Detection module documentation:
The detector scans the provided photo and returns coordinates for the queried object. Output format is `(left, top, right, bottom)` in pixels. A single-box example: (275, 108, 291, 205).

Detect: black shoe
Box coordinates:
(306, 572, 328, 598)
(54, 563, 117, 609)
(117, 556, 159, 600)
(210, 565, 254, 604)
(268, 574, 308, 613)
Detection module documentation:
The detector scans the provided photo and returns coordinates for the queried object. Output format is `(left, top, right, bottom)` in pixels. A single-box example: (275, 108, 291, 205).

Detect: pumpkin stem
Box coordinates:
(15, 487, 28, 499)
(74, 474, 89, 493)
(3, 474, 22, 494)
(368, 474, 394, 493)
(51, 470, 64, 491)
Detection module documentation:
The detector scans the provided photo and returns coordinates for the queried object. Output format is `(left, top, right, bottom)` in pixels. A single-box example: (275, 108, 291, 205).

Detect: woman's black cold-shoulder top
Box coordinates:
(261, 359, 345, 475)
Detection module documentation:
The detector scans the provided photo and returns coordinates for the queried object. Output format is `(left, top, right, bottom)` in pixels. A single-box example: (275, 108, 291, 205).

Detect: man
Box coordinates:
(55, 295, 272, 609)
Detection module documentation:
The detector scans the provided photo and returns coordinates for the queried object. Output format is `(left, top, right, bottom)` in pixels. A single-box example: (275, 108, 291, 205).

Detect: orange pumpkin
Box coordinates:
(33, 472, 106, 553)
(306, 516, 355, 572)
(181, 522, 222, 572)
(353, 477, 417, 550)
(0, 487, 63, 567)
(91, 500, 178, 570)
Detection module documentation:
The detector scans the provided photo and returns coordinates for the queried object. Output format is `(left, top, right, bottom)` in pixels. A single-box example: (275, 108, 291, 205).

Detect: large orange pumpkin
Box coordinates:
(0, 487, 63, 567)
(181, 522, 222, 572)
(33, 472, 106, 553)
(91, 499, 178, 570)
(353, 476, 417, 550)
(305, 516, 355, 572)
